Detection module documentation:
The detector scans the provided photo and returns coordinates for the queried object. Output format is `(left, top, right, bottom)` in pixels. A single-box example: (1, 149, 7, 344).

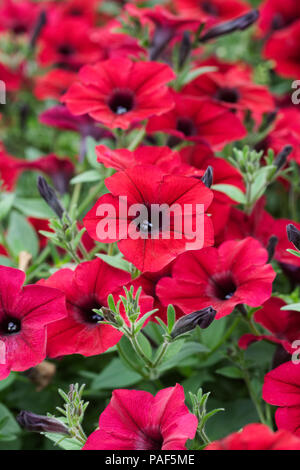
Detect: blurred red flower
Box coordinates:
(206, 423, 300, 450)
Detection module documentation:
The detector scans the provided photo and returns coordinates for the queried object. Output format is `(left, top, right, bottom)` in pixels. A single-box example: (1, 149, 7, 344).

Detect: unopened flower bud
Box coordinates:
(149, 26, 173, 61)
(171, 306, 216, 338)
(267, 235, 278, 263)
(200, 9, 259, 42)
(30, 10, 47, 49)
(37, 176, 65, 219)
(100, 307, 124, 328)
(274, 145, 293, 171)
(178, 31, 192, 69)
(287, 224, 300, 251)
(201, 166, 214, 188)
(17, 411, 69, 435)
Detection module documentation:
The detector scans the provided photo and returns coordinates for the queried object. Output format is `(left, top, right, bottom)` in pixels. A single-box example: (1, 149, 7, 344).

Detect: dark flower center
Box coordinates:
(135, 205, 164, 235)
(136, 428, 164, 450)
(201, 1, 219, 16)
(73, 295, 104, 325)
(108, 90, 135, 115)
(12, 24, 27, 35)
(215, 87, 240, 104)
(176, 117, 197, 137)
(58, 44, 75, 56)
(209, 272, 237, 301)
(69, 8, 83, 16)
(0, 316, 21, 336)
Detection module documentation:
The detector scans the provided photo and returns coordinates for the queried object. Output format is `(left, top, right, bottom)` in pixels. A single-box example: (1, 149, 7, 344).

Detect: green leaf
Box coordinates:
(0, 403, 20, 442)
(85, 137, 99, 169)
(44, 433, 82, 450)
(212, 184, 246, 204)
(14, 198, 54, 219)
(0, 256, 14, 267)
(96, 253, 131, 272)
(159, 341, 209, 372)
(216, 366, 244, 379)
(287, 249, 300, 258)
(201, 317, 227, 350)
(281, 303, 300, 312)
(0, 372, 16, 392)
(136, 332, 152, 360)
(167, 305, 176, 333)
(90, 358, 141, 390)
(71, 170, 101, 184)
(180, 66, 217, 86)
(0, 193, 15, 220)
(7, 211, 39, 258)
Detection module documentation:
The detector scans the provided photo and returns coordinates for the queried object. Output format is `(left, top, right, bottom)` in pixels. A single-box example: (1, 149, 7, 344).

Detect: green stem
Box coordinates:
(78, 181, 104, 216)
(128, 333, 153, 369)
(117, 343, 148, 380)
(207, 317, 241, 357)
(243, 367, 267, 425)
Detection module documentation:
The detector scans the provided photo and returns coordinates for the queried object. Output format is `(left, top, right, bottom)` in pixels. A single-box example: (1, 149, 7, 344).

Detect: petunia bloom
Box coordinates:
(263, 361, 300, 436)
(183, 60, 274, 120)
(38, 18, 102, 70)
(264, 20, 300, 79)
(83, 164, 214, 272)
(259, 0, 300, 35)
(206, 423, 300, 450)
(239, 297, 300, 353)
(62, 58, 175, 129)
(83, 384, 198, 450)
(157, 237, 276, 319)
(41, 258, 153, 358)
(147, 92, 246, 150)
(175, 0, 250, 28)
(0, 266, 67, 381)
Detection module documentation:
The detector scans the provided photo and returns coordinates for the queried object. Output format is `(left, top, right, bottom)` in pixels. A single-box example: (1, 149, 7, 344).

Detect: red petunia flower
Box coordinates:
(0, 266, 67, 381)
(41, 258, 153, 358)
(205, 423, 300, 450)
(183, 61, 274, 119)
(83, 164, 214, 272)
(62, 58, 175, 129)
(259, 0, 300, 35)
(96, 145, 185, 173)
(157, 237, 276, 319)
(263, 362, 300, 436)
(264, 20, 300, 79)
(0, 0, 39, 36)
(239, 297, 300, 353)
(34, 69, 77, 101)
(147, 92, 246, 150)
(175, 0, 250, 28)
(258, 108, 300, 165)
(0, 146, 74, 194)
(83, 384, 198, 450)
(38, 19, 102, 70)
(39, 106, 107, 142)
(48, 0, 99, 26)
(0, 63, 22, 92)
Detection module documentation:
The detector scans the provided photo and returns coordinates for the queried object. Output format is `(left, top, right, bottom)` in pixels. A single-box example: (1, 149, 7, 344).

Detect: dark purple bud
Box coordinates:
(201, 166, 213, 188)
(267, 235, 278, 263)
(178, 31, 192, 69)
(149, 26, 173, 61)
(37, 176, 65, 219)
(30, 10, 47, 49)
(171, 306, 216, 338)
(274, 145, 293, 171)
(287, 224, 300, 251)
(17, 411, 69, 435)
(200, 9, 259, 42)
